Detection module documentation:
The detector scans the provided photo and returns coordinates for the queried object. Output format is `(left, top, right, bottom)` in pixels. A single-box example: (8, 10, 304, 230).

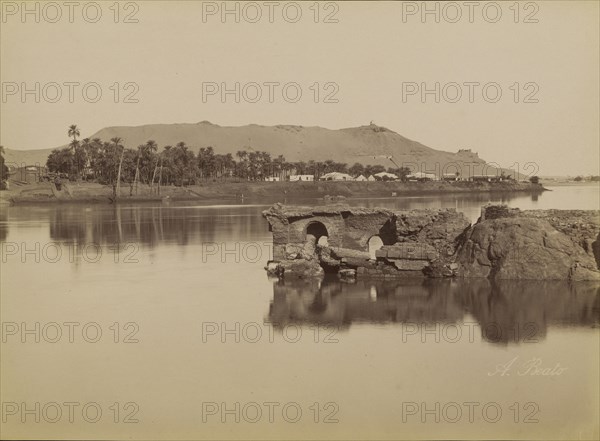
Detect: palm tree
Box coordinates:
(68, 124, 80, 143)
(145, 140, 159, 189)
(111, 137, 124, 199)
(80, 138, 92, 178)
(67, 125, 81, 177)
(133, 144, 143, 195)
(236, 150, 248, 179)
(324, 159, 335, 173)
(273, 155, 285, 180)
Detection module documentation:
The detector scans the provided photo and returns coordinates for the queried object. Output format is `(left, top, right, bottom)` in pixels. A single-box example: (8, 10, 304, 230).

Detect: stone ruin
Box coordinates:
(262, 203, 600, 281)
(262, 203, 470, 280)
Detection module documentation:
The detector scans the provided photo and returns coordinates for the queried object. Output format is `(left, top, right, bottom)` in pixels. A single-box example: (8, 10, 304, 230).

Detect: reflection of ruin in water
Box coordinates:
(34, 203, 266, 247)
(268, 276, 600, 345)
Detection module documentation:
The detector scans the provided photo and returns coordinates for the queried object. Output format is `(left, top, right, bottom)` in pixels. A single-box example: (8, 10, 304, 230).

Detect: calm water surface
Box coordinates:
(1, 185, 599, 440)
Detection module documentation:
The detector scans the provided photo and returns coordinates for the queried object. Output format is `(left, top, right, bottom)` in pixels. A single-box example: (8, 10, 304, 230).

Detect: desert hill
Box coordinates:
(5, 121, 495, 176)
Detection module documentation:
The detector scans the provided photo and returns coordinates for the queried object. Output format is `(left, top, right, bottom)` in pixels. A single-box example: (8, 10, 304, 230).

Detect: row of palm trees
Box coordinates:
(0, 145, 8, 189)
(47, 125, 409, 197)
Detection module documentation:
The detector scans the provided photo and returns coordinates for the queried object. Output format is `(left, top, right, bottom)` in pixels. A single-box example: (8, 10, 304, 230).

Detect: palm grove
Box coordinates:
(46, 125, 410, 196)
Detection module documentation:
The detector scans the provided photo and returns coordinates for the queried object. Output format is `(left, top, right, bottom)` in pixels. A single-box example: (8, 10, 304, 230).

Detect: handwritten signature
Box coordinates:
(488, 356, 567, 377)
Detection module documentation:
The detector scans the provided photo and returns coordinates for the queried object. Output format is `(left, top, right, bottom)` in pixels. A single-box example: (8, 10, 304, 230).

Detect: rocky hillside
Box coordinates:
(5, 121, 503, 175)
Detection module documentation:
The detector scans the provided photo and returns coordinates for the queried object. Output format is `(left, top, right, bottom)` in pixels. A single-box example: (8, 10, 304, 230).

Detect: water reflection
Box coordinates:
(268, 277, 600, 345)
(346, 191, 544, 222)
(2, 184, 597, 246)
(4, 203, 270, 248)
(0, 209, 7, 242)
(346, 185, 599, 221)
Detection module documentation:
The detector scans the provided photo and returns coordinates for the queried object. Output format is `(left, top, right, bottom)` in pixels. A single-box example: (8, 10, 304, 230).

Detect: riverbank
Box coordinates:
(1, 180, 546, 205)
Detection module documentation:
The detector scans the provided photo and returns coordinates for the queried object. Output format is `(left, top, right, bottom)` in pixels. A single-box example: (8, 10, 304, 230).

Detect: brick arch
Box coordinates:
(292, 216, 344, 248)
(305, 221, 329, 239)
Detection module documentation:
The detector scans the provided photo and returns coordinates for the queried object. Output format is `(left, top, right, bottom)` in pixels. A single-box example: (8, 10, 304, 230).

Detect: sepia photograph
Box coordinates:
(1, 1, 599, 440)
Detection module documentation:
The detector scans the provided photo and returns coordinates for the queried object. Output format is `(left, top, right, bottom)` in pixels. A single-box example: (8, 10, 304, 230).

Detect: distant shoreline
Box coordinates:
(542, 181, 600, 187)
(1, 180, 547, 205)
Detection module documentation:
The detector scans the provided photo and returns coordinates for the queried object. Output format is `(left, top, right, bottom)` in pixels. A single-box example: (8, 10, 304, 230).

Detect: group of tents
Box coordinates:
(320, 171, 416, 181)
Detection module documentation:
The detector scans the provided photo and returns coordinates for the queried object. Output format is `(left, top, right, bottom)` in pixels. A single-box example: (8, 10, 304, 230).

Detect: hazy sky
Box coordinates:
(1, 0, 598, 175)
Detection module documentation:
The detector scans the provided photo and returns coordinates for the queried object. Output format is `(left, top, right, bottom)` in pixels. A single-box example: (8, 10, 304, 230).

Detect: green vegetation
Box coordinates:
(45, 125, 411, 195)
(0, 145, 8, 190)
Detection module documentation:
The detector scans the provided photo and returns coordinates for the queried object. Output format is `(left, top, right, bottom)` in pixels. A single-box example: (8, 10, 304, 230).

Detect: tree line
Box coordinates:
(0, 146, 9, 190)
(45, 125, 411, 195)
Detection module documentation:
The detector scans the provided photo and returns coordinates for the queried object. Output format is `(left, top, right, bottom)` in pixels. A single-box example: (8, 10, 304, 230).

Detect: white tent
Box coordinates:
(355, 175, 367, 181)
(374, 172, 398, 180)
(320, 172, 354, 181)
(367, 175, 376, 181)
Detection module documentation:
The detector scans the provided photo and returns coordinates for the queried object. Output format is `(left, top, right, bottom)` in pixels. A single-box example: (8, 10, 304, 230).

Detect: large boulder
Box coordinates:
(266, 259, 324, 279)
(520, 209, 600, 268)
(394, 208, 471, 256)
(456, 216, 600, 281)
(479, 205, 600, 268)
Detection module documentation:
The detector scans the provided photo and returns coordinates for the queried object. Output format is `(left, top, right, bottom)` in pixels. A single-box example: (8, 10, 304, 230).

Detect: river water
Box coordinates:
(1, 185, 599, 440)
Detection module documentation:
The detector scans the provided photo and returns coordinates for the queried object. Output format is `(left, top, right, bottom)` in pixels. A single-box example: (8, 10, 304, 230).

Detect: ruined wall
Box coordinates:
(341, 212, 395, 250)
(285, 215, 345, 256)
(263, 204, 395, 260)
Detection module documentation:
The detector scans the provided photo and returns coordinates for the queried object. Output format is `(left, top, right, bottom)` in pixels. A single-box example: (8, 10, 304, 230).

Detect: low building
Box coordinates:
(320, 172, 354, 181)
(407, 172, 437, 182)
(12, 165, 47, 183)
(289, 174, 314, 182)
(265, 176, 280, 182)
(442, 173, 460, 181)
(470, 174, 503, 183)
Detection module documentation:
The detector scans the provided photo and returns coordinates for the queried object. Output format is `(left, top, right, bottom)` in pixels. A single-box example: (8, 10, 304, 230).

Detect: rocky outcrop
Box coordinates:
(520, 209, 600, 268)
(456, 205, 600, 281)
(263, 204, 600, 281)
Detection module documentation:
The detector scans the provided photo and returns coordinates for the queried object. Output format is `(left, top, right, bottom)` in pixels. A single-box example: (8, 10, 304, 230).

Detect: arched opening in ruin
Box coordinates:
(304, 221, 338, 273)
(378, 218, 398, 245)
(303, 221, 330, 256)
(306, 221, 329, 240)
(368, 235, 384, 259)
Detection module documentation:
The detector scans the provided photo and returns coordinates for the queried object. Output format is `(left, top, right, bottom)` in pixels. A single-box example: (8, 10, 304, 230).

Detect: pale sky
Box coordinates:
(1, 0, 598, 175)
